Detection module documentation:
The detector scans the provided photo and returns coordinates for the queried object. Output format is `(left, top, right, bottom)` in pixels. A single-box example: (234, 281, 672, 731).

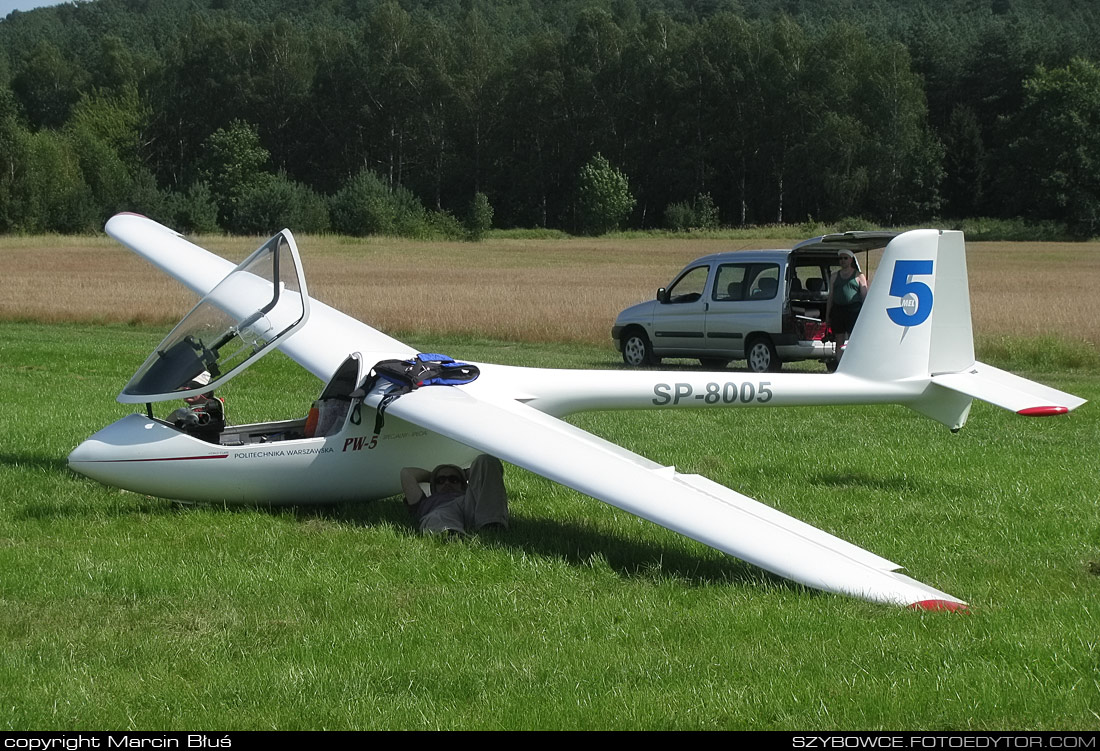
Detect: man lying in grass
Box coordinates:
(400, 455, 510, 536)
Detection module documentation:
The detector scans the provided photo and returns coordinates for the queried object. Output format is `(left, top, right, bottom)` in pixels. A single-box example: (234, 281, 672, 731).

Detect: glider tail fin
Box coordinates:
(838, 230, 1084, 430)
(837, 229, 974, 383)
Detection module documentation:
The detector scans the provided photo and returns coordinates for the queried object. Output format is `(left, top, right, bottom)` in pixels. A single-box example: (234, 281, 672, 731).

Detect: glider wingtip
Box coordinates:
(909, 599, 970, 614)
(1017, 406, 1070, 417)
(107, 211, 149, 224)
(105, 212, 149, 233)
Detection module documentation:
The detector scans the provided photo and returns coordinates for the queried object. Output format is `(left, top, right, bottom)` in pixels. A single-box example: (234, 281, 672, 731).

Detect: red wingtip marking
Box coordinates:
(1017, 406, 1069, 417)
(909, 600, 970, 614)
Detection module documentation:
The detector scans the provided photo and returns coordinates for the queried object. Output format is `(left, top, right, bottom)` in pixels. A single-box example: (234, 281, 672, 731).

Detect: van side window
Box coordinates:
(749, 265, 780, 300)
(665, 265, 710, 304)
(713, 263, 780, 301)
(713, 264, 748, 301)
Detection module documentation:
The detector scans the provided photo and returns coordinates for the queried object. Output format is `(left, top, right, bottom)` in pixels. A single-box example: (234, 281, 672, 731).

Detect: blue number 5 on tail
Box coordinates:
(887, 260, 934, 327)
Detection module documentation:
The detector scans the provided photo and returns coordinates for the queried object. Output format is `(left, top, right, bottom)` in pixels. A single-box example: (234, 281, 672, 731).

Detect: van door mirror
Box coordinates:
(656, 287, 668, 303)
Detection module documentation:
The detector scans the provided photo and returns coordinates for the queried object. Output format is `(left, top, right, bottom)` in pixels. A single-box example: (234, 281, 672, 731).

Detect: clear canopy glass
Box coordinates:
(119, 230, 310, 404)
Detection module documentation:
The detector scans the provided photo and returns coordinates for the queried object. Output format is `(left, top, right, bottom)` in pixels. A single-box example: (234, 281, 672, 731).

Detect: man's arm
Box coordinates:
(400, 466, 432, 506)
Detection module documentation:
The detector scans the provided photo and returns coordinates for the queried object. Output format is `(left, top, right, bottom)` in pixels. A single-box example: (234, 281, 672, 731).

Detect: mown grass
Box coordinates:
(1, 321, 1098, 729)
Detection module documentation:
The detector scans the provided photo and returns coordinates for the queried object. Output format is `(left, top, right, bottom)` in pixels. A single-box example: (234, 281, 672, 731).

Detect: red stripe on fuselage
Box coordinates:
(81, 454, 229, 463)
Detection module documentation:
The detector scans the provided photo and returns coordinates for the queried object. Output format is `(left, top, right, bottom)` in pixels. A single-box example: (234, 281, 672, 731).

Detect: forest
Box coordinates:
(1, 0, 1099, 237)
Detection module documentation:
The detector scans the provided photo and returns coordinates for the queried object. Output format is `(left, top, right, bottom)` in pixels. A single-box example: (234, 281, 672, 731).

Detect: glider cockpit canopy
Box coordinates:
(118, 230, 310, 404)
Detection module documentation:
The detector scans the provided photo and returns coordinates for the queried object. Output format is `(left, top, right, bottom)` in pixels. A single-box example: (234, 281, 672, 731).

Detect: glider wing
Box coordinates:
(378, 383, 967, 609)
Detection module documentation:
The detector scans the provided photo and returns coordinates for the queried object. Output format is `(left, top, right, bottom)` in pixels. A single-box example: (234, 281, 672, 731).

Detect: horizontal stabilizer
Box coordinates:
(933, 362, 1086, 415)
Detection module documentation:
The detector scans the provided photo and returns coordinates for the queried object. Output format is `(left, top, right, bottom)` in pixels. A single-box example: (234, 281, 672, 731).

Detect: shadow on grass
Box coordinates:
(272, 498, 792, 591)
(810, 471, 966, 495)
(28, 453, 793, 592)
(0, 452, 69, 473)
(487, 515, 785, 589)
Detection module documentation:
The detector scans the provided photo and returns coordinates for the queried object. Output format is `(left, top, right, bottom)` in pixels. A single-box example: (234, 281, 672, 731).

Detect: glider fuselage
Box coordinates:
(68, 366, 920, 505)
(68, 411, 477, 505)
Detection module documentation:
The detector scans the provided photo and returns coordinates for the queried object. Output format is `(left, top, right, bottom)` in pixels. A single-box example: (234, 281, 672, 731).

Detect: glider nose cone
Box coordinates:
(68, 423, 135, 483)
(67, 413, 179, 485)
(68, 427, 126, 481)
(67, 438, 98, 474)
(68, 413, 232, 500)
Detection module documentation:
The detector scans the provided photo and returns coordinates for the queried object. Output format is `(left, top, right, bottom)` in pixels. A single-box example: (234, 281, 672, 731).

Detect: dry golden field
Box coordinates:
(2, 232, 1099, 347)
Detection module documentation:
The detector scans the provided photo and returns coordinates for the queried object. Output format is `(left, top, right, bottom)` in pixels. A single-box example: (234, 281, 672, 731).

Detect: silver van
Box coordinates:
(612, 231, 893, 372)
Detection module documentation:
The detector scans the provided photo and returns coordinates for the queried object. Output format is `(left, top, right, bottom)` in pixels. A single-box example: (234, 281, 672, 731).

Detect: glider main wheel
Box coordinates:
(622, 330, 657, 367)
(746, 336, 781, 373)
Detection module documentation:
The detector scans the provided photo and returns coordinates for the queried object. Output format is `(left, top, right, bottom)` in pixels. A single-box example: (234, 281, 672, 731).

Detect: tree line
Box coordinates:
(1, 0, 1099, 237)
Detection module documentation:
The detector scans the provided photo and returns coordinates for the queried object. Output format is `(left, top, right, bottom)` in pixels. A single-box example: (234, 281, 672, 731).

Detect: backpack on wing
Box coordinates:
(357, 353, 481, 441)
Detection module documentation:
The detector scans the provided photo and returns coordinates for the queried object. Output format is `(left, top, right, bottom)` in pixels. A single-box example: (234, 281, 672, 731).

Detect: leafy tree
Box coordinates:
(942, 105, 987, 218)
(694, 192, 719, 230)
(148, 15, 264, 190)
(465, 191, 493, 240)
(62, 88, 149, 224)
(362, 2, 422, 189)
(493, 29, 579, 228)
(424, 209, 465, 240)
(233, 171, 330, 235)
(1010, 58, 1100, 236)
(837, 35, 943, 223)
(10, 40, 87, 129)
(125, 168, 173, 227)
(576, 153, 635, 234)
(664, 200, 695, 231)
(389, 184, 430, 238)
(328, 168, 400, 236)
(617, 13, 695, 227)
(171, 181, 220, 235)
(450, 8, 505, 199)
(89, 36, 145, 95)
(0, 86, 24, 232)
(9, 128, 95, 233)
(199, 119, 271, 228)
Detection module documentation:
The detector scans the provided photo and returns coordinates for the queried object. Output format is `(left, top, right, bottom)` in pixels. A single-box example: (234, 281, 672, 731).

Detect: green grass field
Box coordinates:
(1, 321, 1098, 729)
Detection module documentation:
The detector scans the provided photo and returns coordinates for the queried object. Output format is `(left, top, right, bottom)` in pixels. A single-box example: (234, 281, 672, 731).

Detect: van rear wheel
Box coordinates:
(746, 336, 781, 373)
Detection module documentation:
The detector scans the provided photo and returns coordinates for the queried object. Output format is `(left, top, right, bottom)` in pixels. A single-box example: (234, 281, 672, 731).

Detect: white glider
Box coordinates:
(69, 214, 1086, 610)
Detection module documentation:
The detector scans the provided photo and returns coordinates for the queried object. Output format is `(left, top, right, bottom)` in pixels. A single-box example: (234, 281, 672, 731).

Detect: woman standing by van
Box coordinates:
(825, 249, 868, 361)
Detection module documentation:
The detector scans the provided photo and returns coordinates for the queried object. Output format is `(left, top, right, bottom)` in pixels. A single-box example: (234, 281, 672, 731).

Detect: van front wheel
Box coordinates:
(746, 337, 781, 373)
(622, 331, 658, 367)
